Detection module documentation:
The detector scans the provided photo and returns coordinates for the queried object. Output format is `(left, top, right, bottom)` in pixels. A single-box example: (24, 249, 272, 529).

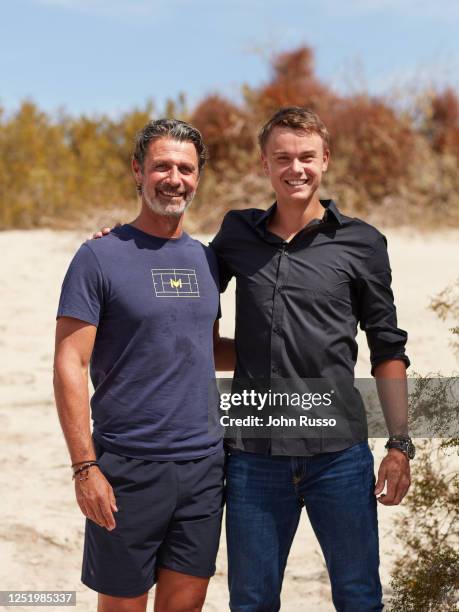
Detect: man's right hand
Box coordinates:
(75, 467, 118, 530)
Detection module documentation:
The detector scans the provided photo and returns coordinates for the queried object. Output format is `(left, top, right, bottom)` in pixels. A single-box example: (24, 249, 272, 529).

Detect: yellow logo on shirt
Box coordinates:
(151, 269, 200, 298)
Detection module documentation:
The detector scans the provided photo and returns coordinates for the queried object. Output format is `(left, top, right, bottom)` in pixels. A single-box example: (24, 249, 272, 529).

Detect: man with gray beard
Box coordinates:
(54, 119, 233, 612)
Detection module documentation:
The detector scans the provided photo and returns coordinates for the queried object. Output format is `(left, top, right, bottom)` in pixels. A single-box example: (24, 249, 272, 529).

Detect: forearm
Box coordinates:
(214, 337, 236, 371)
(374, 359, 409, 437)
(53, 359, 95, 464)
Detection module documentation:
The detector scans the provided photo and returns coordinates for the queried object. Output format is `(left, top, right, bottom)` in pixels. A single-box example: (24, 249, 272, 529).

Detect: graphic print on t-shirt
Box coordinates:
(151, 268, 200, 298)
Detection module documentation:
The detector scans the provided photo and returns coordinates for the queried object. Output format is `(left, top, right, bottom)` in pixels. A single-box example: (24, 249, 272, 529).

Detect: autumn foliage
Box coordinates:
(428, 88, 459, 156)
(245, 47, 336, 121)
(191, 94, 255, 172)
(1, 45, 459, 231)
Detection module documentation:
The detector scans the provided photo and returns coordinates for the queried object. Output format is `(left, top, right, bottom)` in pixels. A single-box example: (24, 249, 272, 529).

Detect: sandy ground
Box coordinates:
(0, 228, 458, 611)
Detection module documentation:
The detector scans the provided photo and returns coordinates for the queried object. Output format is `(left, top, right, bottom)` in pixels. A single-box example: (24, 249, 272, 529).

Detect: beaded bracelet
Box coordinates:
(71, 459, 96, 468)
(72, 461, 99, 481)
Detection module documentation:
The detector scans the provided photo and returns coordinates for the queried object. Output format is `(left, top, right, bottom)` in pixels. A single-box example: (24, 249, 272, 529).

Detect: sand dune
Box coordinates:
(0, 228, 457, 611)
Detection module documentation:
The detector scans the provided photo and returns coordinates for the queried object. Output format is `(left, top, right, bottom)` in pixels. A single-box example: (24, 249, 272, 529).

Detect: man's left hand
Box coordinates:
(374, 449, 411, 505)
(91, 227, 112, 239)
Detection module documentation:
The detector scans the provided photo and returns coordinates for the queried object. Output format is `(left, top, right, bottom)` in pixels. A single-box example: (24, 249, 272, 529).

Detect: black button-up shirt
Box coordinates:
(211, 200, 410, 455)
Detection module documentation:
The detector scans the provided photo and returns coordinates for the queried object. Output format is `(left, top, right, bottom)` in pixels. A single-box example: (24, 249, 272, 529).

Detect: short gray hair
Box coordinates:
(133, 118, 208, 172)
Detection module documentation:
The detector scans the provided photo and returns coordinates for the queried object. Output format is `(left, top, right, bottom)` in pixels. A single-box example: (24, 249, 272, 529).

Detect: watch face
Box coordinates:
(386, 438, 416, 459)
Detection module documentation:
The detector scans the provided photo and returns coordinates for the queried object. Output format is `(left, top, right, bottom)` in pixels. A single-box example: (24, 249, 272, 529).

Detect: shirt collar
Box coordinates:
(254, 199, 344, 229)
(322, 199, 344, 226)
(254, 203, 276, 228)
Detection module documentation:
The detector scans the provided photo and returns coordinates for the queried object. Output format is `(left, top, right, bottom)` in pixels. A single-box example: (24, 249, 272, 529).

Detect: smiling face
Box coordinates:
(132, 137, 200, 218)
(261, 127, 329, 207)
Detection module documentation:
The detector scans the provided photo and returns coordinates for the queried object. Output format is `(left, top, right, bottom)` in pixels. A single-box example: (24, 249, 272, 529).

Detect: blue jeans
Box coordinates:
(226, 442, 383, 612)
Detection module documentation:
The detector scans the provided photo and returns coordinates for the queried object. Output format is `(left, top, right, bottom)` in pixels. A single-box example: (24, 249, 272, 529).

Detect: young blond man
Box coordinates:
(211, 107, 412, 612)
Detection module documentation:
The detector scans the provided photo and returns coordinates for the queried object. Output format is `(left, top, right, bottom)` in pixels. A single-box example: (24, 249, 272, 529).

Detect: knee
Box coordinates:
(155, 594, 206, 612)
(159, 605, 204, 612)
(154, 569, 209, 612)
(98, 592, 148, 612)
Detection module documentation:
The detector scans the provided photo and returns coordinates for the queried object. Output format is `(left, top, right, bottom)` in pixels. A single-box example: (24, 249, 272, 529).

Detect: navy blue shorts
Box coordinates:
(81, 445, 225, 598)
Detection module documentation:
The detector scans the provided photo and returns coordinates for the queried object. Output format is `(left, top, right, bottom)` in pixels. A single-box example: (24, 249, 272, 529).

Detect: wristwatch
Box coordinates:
(385, 435, 415, 460)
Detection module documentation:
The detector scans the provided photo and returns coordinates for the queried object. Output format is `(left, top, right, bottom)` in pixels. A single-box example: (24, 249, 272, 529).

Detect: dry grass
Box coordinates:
(1, 46, 459, 232)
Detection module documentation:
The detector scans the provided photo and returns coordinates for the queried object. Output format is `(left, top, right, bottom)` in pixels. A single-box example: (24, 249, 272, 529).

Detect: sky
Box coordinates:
(1, 0, 458, 117)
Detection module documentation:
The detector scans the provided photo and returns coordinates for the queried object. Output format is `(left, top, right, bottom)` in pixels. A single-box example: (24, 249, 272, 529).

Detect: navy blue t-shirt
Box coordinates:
(57, 224, 221, 460)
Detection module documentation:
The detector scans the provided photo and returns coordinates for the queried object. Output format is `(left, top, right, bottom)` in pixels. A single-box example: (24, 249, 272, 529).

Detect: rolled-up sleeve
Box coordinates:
(357, 234, 410, 375)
